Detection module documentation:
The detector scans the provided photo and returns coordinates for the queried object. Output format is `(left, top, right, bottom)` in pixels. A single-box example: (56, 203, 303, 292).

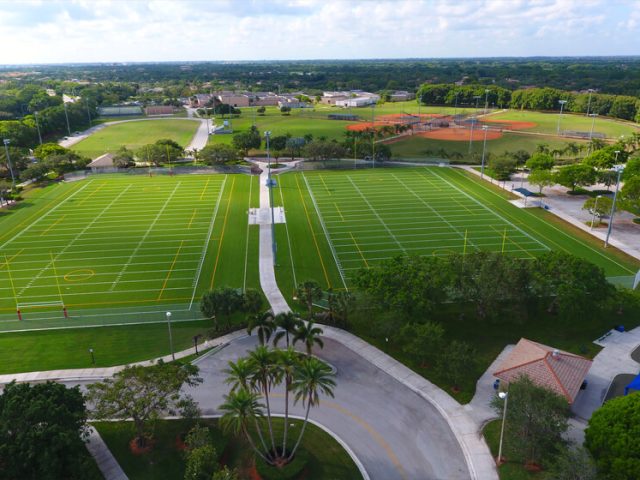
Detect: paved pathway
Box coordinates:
(85, 426, 129, 480)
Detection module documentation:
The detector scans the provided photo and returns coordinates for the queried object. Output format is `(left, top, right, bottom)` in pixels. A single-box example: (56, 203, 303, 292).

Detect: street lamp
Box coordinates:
(484, 89, 490, 114)
(480, 126, 489, 179)
(34, 111, 43, 145)
(63, 101, 72, 136)
(497, 391, 509, 465)
(590, 195, 603, 229)
(3, 139, 16, 190)
(557, 100, 568, 135)
(604, 155, 623, 248)
(89, 347, 95, 365)
(265, 131, 277, 265)
(166, 311, 175, 361)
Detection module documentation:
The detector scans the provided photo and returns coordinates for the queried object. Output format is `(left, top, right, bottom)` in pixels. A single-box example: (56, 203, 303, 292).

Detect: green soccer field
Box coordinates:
(273, 167, 640, 297)
(0, 173, 260, 331)
(72, 119, 200, 159)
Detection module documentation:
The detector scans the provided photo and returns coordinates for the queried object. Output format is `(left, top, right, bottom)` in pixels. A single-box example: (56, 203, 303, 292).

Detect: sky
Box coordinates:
(0, 0, 638, 64)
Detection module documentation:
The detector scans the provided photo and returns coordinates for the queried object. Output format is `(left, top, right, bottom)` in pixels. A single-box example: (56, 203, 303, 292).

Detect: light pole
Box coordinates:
(590, 195, 603, 229)
(480, 126, 489, 179)
(34, 111, 43, 145)
(371, 103, 376, 166)
(557, 100, 568, 135)
(85, 98, 92, 128)
(473, 95, 481, 117)
(604, 156, 623, 248)
(588, 113, 598, 152)
(497, 391, 509, 465)
(484, 89, 490, 114)
(265, 131, 277, 265)
(89, 347, 95, 365)
(63, 101, 72, 136)
(166, 311, 175, 361)
(454, 91, 459, 119)
(3, 139, 16, 190)
(585, 89, 593, 116)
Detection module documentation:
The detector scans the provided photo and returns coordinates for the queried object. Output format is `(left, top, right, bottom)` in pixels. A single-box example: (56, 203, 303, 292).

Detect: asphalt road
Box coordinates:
(184, 335, 470, 480)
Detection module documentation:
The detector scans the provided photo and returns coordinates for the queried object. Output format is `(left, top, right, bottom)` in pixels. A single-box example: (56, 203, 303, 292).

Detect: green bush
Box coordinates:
(255, 451, 309, 480)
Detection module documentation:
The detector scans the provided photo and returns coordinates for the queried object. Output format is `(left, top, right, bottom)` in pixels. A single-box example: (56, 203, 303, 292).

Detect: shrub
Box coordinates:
(255, 451, 309, 480)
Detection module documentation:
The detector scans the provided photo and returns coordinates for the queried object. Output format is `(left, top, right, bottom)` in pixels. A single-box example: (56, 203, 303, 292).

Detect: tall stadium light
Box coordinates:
(63, 101, 72, 136)
(371, 103, 376, 167)
(85, 98, 92, 128)
(473, 95, 481, 117)
(454, 90, 460, 118)
(480, 126, 489, 179)
(166, 311, 175, 361)
(34, 111, 43, 145)
(484, 89, 490, 114)
(265, 131, 277, 265)
(557, 100, 568, 135)
(468, 117, 476, 154)
(496, 391, 509, 465)
(585, 89, 594, 117)
(604, 156, 623, 248)
(588, 113, 598, 147)
(2, 139, 16, 190)
(590, 195, 603, 230)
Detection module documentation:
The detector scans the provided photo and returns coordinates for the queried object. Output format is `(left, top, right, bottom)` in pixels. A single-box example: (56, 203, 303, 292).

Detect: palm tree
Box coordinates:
(248, 346, 279, 456)
(278, 348, 299, 457)
(295, 281, 323, 320)
(288, 357, 336, 461)
(247, 311, 275, 346)
(293, 320, 324, 356)
(273, 312, 301, 348)
(223, 358, 270, 453)
(334, 291, 354, 328)
(219, 388, 271, 463)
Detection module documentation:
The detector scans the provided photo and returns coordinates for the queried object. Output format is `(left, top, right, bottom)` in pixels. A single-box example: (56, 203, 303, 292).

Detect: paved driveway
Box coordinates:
(185, 335, 469, 480)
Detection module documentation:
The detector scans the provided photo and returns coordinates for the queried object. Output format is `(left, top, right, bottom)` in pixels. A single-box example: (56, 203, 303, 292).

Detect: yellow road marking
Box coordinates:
(271, 393, 406, 479)
(199, 178, 211, 201)
(0, 249, 24, 271)
(349, 232, 369, 267)
(188, 209, 197, 229)
(295, 175, 331, 288)
(210, 177, 236, 289)
(333, 202, 344, 221)
(40, 215, 66, 236)
(158, 240, 185, 300)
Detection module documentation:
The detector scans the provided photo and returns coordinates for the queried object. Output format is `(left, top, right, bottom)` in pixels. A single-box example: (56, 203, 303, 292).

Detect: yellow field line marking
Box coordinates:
(0, 249, 24, 271)
(0, 182, 84, 244)
(199, 178, 211, 201)
(40, 215, 67, 236)
(271, 393, 406, 480)
(333, 202, 344, 221)
(77, 183, 106, 206)
(157, 239, 185, 300)
(210, 177, 236, 289)
(319, 174, 331, 194)
(349, 232, 369, 267)
(188, 209, 197, 229)
(295, 175, 331, 288)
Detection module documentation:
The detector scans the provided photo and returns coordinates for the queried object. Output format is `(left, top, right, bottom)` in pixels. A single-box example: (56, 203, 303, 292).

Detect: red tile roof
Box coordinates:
(493, 338, 592, 403)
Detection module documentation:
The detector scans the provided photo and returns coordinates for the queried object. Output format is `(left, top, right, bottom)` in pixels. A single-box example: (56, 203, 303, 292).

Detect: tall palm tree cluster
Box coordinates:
(219, 345, 335, 468)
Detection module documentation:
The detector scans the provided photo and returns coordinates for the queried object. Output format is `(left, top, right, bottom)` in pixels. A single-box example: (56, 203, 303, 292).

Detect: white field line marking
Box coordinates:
(430, 168, 549, 251)
(345, 175, 407, 254)
(0, 181, 93, 252)
(302, 173, 348, 290)
(391, 173, 479, 252)
(17, 185, 133, 297)
(0, 275, 196, 292)
(11, 286, 192, 300)
(279, 175, 298, 289)
(189, 176, 228, 309)
(242, 175, 253, 292)
(6, 248, 202, 262)
(109, 183, 182, 292)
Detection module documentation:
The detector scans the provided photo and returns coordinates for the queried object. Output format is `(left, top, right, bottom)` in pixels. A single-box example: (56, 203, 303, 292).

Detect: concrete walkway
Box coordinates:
(85, 426, 129, 480)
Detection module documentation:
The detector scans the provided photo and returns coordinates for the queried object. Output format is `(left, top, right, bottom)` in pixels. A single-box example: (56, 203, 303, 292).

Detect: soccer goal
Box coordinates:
(15, 301, 68, 321)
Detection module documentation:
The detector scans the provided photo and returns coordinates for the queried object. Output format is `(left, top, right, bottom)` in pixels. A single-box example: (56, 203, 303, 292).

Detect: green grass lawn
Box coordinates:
(72, 119, 200, 159)
(0, 173, 260, 331)
(93, 418, 362, 480)
(388, 131, 585, 162)
(484, 109, 639, 139)
(483, 420, 542, 480)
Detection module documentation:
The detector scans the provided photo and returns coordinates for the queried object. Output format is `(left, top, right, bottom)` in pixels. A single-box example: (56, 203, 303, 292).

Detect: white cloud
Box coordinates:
(0, 0, 636, 63)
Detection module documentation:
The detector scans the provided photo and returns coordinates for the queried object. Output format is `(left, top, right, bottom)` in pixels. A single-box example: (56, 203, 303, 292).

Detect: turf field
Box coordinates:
(0, 173, 260, 331)
(72, 119, 200, 159)
(273, 167, 640, 295)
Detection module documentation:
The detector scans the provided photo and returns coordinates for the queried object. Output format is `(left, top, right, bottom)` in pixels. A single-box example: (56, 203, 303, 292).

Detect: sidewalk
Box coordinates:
(85, 426, 129, 480)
